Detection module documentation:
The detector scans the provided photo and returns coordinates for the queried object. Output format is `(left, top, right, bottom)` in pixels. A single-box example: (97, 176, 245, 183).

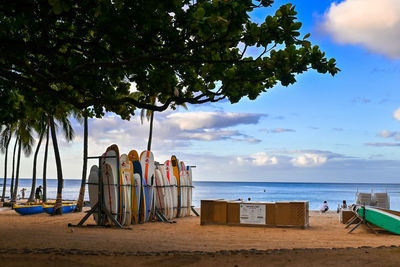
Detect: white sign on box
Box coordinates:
(239, 204, 266, 224)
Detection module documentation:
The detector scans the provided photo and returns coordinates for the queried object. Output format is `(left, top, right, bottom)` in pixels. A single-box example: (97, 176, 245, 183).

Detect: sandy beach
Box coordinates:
(1, 208, 400, 266)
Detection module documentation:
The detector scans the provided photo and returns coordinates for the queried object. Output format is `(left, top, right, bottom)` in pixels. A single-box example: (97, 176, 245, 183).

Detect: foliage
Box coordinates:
(0, 0, 339, 124)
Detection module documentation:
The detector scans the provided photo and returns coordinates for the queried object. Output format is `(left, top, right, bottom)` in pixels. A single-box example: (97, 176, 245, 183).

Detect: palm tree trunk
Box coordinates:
(147, 112, 154, 151)
(27, 132, 44, 203)
(11, 139, 21, 203)
(50, 117, 63, 215)
(1, 135, 11, 202)
(10, 137, 18, 199)
(76, 116, 88, 212)
(42, 124, 49, 203)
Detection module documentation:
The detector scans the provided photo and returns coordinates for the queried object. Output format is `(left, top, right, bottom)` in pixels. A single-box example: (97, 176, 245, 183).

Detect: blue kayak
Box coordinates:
(14, 204, 44, 215)
(42, 202, 77, 214)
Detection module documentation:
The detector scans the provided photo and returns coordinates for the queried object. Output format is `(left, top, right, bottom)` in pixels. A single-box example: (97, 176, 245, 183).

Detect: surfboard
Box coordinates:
(128, 150, 139, 162)
(180, 161, 189, 217)
(140, 151, 155, 221)
(88, 165, 99, 224)
(132, 159, 147, 223)
(105, 145, 124, 225)
(186, 165, 193, 216)
(164, 160, 178, 218)
(101, 162, 118, 223)
(132, 173, 141, 224)
(128, 150, 140, 224)
(159, 165, 173, 220)
(355, 205, 400, 235)
(120, 154, 132, 226)
(155, 168, 167, 218)
(171, 155, 181, 217)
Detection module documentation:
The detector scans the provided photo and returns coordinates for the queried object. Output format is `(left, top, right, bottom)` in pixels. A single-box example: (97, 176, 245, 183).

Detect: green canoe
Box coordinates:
(355, 205, 400, 235)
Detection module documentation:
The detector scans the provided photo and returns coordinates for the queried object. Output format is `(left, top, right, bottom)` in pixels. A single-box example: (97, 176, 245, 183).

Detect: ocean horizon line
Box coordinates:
(2, 178, 400, 185)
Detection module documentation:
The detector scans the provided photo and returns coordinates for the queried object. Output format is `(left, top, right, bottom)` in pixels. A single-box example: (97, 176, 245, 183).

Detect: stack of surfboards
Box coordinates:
(88, 144, 194, 226)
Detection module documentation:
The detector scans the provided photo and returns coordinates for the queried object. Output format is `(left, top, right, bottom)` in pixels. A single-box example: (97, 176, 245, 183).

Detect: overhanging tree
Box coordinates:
(1, 0, 339, 121)
(1, 0, 339, 213)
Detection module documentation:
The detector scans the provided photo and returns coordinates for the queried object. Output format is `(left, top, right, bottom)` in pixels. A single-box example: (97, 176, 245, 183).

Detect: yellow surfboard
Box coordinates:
(171, 155, 181, 218)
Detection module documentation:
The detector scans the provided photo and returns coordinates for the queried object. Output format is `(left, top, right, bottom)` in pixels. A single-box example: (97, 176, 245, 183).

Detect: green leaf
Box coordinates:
(193, 7, 206, 20)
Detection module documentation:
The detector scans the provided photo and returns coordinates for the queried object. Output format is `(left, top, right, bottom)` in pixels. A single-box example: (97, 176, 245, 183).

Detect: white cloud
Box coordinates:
(237, 152, 278, 166)
(271, 128, 295, 133)
(366, 142, 400, 147)
(291, 153, 327, 168)
(378, 130, 396, 138)
(323, 0, 400, 58)
(394, 108, 400, 121)
(180, 129, 240, 141)
(166, 111, 264, 130)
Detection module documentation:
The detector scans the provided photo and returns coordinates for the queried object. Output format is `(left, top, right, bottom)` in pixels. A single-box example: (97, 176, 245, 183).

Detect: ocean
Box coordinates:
(1, 179, 400, 210)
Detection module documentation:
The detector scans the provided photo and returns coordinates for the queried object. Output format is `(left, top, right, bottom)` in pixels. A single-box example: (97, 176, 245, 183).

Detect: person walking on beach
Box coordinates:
(20, 188, 26, 199)
(320, 201, 329, 213)
(35, 186, 42, 203)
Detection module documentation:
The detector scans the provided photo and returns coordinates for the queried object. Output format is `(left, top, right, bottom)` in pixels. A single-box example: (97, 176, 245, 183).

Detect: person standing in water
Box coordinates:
(35, 186, 42, 203)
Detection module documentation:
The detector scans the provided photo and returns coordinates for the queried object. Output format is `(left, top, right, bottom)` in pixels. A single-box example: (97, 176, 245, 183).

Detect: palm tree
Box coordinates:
(10, 136, 18, 200)
(1, 126, 12, 202)
(11, 120, 34, 203)
(50, 115, 74, 214)
(141, 97, 187, 151)
(27, 129, 45, 202)
(140, 96, 157, 151)
(75, 115, 88, 212)
(27, 116, 47, 203)
(42, 123, 49, 203)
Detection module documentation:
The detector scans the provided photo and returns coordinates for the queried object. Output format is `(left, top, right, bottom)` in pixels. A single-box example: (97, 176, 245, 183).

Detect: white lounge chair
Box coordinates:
(356, 192, 372, 206)
(373, 192, 390, 209)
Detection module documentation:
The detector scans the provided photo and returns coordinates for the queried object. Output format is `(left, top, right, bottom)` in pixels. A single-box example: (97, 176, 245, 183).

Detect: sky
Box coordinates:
(4, 0, 400, 183)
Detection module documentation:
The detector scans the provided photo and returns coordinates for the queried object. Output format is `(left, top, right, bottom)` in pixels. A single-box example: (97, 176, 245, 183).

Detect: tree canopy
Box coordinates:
(0, 0, 339, 124)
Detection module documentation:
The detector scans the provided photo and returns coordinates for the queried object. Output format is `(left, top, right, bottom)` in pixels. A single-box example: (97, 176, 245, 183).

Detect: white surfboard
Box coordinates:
(155, 168, 166, 218)
(88, 165, 99, 224)
(120, 154, 132, 226)
(103, 144, 125, 225)
(159, 165, 173, 220)
(179, 161, 188, 217)
(140, 151, 155, 221)
(101, 162, 118, 223)
(186, 165, 193, 216)
(164, 160, 178, 218)
(132, 173, 141, 224)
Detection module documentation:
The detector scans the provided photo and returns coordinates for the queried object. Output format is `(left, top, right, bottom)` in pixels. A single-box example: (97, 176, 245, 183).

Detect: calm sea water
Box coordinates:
(1, 179, 400, 210)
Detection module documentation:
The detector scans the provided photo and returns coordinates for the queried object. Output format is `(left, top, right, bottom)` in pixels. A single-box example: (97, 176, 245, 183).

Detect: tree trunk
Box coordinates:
(75, 116, 88, 212)
(1, 135, 11, 202)
(11, 139, 21, 203)
(50, 117, 63, 215)
(27, 132, 44, 203)
(42, 124, 49, 203)
(10, 137, 18, 199)
(147, 112, 154, 151)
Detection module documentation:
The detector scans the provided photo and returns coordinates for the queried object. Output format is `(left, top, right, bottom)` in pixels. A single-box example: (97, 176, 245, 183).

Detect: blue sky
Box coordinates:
(5, 0, 400, 183)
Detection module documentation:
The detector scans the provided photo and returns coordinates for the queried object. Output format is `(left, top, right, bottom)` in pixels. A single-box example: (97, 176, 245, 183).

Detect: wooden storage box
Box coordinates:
(275, 201, 309, 227)
(201, 199, 309, 228)
(340, 209, 359, 224)
(200, 199, 227, 225)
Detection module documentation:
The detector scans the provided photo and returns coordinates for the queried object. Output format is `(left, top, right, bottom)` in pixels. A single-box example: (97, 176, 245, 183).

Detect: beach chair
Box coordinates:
(356, 192, 372, 206)
(372, 192, 390, 209)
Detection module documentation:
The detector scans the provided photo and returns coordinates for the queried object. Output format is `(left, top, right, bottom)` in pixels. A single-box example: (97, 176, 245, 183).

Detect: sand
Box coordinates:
(1, 208, 400, 266)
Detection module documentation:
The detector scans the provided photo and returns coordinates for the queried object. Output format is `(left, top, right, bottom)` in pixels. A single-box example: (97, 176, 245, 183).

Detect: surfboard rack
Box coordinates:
(154, 209, 176, 223)
(191, 206, 200, 216)
(345, 205, 377, 234)
(68, 155, 130, 230)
